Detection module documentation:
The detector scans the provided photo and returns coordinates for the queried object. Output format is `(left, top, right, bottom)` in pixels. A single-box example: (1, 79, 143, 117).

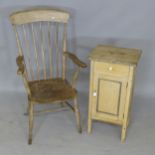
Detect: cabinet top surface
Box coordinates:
(89, 45, 142, 66)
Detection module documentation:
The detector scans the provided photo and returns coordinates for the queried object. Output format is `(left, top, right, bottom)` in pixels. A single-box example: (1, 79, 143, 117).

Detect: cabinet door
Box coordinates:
(92, 73, 127, 122)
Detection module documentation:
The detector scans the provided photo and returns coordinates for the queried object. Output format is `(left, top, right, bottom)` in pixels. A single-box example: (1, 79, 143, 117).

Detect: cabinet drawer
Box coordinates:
(94, 61, 129, 77)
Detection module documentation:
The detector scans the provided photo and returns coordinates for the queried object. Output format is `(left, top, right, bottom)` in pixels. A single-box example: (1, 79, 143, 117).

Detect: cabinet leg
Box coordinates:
(127, 117, 130, 127)
(121, 124, 127, 142)
(88, 117, 92, 133)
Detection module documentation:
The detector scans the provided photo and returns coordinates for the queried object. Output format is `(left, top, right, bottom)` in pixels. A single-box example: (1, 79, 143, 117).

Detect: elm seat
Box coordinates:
(29, 78, 77, 103)
(10, 7, 87, 144)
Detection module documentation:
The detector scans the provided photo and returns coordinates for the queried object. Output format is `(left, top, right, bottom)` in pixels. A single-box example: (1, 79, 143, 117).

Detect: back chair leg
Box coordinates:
(28, 100, 34, 145)
(73, 98, 82, 133)
(60, 102, 66, 107)
(24, 103, 29, 116)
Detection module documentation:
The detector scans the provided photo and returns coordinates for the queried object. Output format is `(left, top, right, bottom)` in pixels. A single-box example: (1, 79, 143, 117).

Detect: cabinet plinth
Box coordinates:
(88, 45, 141, 142)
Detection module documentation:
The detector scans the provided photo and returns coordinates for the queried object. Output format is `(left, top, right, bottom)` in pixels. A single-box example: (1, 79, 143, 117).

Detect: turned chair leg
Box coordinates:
(73, 98, 82, 133)
(28, 101, 34, 145)
(60, 102, 66, 107)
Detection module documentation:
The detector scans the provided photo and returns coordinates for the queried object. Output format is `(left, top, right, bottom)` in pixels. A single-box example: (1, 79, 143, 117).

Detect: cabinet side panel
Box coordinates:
(88, 60, 95, 133)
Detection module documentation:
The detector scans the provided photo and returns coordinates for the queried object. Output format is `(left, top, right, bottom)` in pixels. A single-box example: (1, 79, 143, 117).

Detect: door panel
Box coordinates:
(92, 73, 127, 121)
(97, 79, 121, 116)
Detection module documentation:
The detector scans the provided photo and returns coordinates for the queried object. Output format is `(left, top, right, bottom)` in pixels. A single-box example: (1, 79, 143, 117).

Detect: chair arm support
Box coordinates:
(16, 55, 25, 75)
(16, 55, 31, 95)
(71, 67, 80, 88)
(63, 52, 87, 68)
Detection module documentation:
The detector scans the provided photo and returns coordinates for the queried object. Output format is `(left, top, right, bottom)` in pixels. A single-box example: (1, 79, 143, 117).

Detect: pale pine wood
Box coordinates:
(74, 97, 82, 133)
(126, 67, 136, 128)
(28, 100, 33, 144)
(32, 107, 70, 115)
(31, 23, 40, 80)
(22, 25, 34, 80)
(40, 22, 47, 79)
(10, 7, 87, 144)
(10, 8, 69, 25)
(55, 23, 59, 77)
(121, 66, 135, 142)
(48, 22, 53, 77)
(63, 52, 87, 88)
(88, 45, 141, 142)
(94, 61, 129, 77)
(71, 67, 80, 88)
(15, 27, 31, 96)
(92, 73, 127, 121)
(62, 23, 67, 79)
(13, 26, 23, 56)
(92, 115, 122, 125)
(89, 45, 142, 66)
(98, 79, 120, 115)
(88, 61, 94, 133)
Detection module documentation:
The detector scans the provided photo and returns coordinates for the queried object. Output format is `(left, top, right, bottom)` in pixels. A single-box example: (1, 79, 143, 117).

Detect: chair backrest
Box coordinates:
(10, 8, 70, 81)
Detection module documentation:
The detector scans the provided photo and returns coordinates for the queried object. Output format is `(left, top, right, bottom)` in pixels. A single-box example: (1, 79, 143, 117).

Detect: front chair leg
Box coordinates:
(73, 97, 82, 133)
(28, 100, 34, 145)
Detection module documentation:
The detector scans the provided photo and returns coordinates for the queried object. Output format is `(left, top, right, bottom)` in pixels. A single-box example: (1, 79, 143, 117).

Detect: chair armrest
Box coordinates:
(16, 55, 25, 75)
(63, 52, 87, 68)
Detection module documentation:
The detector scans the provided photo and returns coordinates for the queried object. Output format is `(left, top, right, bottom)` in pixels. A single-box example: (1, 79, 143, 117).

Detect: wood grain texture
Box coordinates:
(10, 8, 69, 25)
(88, 45, 141, 142)
(10, 7, 86, 144)
(29, 78, 77, 103)
(94, 61, 129, 77)
(16, 55, 25, 75)
(64, 52, 87, 68)
(88, 61, 94, 133)
(97, 79, 120, 115)
(62, 23, 67, 79)
(47, 22, 53, 78)
(92, 73, 127, 121)
(22, 25, 34, 80)
(121, 66, 135, 142)
(89, 45, 142, 66)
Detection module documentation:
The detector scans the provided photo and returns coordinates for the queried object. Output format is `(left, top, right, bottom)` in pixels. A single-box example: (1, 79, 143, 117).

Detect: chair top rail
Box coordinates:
(10, 8, 70, 25)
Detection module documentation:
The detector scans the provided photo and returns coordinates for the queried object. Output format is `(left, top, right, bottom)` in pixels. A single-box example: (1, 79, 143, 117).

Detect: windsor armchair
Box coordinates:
(10, 8, 87, 144)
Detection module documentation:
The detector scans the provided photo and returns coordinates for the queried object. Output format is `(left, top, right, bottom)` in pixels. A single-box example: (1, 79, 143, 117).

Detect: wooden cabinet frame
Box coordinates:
(88, 45, 141, 142)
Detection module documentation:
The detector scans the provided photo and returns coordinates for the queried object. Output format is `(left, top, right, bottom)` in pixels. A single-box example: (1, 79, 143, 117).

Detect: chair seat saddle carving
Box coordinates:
(29, 78, 77, 103)
(10, 7, 87, 144)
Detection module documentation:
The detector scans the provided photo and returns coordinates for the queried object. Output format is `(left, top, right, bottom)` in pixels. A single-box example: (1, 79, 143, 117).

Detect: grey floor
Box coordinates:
(0, 74, 155, 155)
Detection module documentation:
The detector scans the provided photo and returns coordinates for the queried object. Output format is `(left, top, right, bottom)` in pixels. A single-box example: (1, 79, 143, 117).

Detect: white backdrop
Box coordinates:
(0, 0, 155, 97)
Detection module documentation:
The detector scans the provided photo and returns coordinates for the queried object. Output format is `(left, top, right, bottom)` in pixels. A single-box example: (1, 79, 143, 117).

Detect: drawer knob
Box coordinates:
(109, 66, 113, 71)
(93, 91, 97, 96)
